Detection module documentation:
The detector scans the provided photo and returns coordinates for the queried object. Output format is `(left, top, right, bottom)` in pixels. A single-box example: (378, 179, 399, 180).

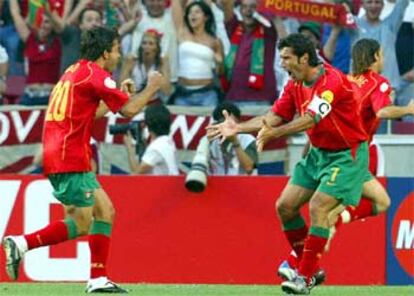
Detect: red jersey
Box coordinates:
(272, 64, 367, 150)
(25, 32, 61, 84)
(348, 70, 392, 142)
(43, 60, 129, 175)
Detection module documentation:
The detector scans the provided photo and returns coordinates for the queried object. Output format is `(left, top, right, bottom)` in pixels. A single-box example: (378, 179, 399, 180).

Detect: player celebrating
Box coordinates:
(207, 33, 369, 294)
(2, 27, 163, 293)
(332, 38, 414, 227)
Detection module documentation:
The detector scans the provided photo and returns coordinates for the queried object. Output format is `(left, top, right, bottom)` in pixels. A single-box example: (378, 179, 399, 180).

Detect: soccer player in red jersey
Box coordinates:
(2, 27, 163, 293)
(208, 33, 369, 294)
(331, 38, 414, 228)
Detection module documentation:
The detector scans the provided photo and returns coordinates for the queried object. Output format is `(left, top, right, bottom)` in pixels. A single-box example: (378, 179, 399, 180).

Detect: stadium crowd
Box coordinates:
(0, 0, 413, 176)
(0, 0, 412, 112)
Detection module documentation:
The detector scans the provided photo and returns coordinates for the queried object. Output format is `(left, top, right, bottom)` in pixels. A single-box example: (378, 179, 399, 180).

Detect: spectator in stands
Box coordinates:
(209, 0, 231, 55)
(221, 0, 285, 106)
(395, 0, 414, 121)
(10, 0, 61, 105)
(207, 101, 257, 175)
(0, 45, 8, 102)
(50, 1, 137, 73)
(0, 0, 24, 75)
(0, 1, 24, 76)
(170, 0, 223, 106)
(123, 104, 179, 175)
(49, 3, 103, 73)
(298, 21, 341, 65)
(129, 0, 178, 82)
(352, 0, 409, 92)
(120, 29, 172, 104)
(321, 0, 353, 74)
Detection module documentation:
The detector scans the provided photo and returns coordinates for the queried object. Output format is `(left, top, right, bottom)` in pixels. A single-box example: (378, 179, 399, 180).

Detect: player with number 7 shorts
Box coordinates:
(207, 33, 369, 295)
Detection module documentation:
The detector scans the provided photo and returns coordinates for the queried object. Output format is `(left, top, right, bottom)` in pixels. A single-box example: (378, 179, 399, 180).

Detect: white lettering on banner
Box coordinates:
(10, 110, 41, 143)
(24, 180, 90, 281)
(170, 115, 210, 148)
(0, 181, 21, 239)
(0, 112, 10, 144)
(396, 220, 414, 249)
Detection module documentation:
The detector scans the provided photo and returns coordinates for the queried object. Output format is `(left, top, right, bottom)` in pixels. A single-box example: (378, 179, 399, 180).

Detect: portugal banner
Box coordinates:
(258, 0, 356, 28)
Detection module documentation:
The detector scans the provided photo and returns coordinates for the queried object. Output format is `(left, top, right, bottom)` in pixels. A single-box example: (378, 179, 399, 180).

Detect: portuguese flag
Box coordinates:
(28, 0, 46, 28)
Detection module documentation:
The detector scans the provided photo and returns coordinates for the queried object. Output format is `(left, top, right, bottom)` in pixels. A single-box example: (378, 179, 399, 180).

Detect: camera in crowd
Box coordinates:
(185, 137, 210, 193)
(109, 121, 146, 159)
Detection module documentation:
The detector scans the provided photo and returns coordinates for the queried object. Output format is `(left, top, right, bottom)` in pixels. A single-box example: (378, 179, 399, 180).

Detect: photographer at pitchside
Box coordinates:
(123, 104, 179, 175)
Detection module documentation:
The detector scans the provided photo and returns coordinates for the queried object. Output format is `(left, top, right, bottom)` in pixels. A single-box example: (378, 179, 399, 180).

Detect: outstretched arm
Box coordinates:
(256, 113, 314, 151)
(206, 110, 283, 142)
(377, 100, 414, 119)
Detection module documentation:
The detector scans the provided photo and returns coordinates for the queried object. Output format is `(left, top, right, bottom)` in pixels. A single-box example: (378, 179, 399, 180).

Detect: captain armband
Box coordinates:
(307, 95, 332, 123)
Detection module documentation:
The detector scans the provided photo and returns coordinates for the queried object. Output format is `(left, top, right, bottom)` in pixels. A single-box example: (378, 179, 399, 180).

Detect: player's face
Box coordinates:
(279, 47, 306, 81)
(104, 40, 121, 72)
(363, 0, 384, 21)
(80, 10, 102, 31)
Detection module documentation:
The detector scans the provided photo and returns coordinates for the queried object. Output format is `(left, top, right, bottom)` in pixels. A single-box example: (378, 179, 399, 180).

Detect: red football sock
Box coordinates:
(299, 234, 328, 283)
(287, 251, 299, 269)
(284, 226, 308, 264)
(24, 220, 70, 250)
(89, 234, 110, 279)
(346, 197, 375, 222)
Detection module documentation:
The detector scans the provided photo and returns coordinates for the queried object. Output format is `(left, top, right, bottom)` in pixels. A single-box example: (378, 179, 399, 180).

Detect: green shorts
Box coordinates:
(48, 172, 101, 207)
(291, 142, 369, 206)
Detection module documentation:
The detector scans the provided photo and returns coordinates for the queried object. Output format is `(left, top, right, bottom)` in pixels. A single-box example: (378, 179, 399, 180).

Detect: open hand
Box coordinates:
(206, 110, 238, 143)
(256, 119, 275, 152)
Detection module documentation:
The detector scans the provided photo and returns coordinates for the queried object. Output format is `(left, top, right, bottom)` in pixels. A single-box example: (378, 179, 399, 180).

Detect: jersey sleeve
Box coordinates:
(92, 72, 129, 113)
(371, 80, 392, 113)
(271, 81, 296, 121)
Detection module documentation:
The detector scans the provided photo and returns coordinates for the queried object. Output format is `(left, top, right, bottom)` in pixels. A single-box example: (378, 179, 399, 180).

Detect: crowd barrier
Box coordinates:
(3, 175, 411, 285)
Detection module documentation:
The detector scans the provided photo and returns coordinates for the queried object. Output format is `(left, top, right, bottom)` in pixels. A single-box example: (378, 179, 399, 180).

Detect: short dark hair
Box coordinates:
(145, 104, 171, 136)
(80, 27, 119, 61)
(278, 33, 319, 67)
(184, 1, 216, 37)
(212, 101, 241, 122)
(79, 8, 102, 25)
(352, 38, 380, 75)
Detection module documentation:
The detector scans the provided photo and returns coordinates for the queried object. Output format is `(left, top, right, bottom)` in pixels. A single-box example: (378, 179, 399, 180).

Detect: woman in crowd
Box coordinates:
(10, 0, 61, 106)
(120, 29, 172, 104)
(171, 0, 224, 106)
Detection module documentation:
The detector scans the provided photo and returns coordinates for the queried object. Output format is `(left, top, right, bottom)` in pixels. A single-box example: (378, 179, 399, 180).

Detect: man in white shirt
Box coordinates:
(124, 104, 179, 175)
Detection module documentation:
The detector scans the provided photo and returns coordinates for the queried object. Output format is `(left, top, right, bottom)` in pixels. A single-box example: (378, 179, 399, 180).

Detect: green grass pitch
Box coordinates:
(0, 283, 413, 296)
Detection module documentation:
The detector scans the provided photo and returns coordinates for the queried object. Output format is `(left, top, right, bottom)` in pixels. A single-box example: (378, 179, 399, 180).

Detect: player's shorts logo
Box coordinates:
(391, 192, 414, 276)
